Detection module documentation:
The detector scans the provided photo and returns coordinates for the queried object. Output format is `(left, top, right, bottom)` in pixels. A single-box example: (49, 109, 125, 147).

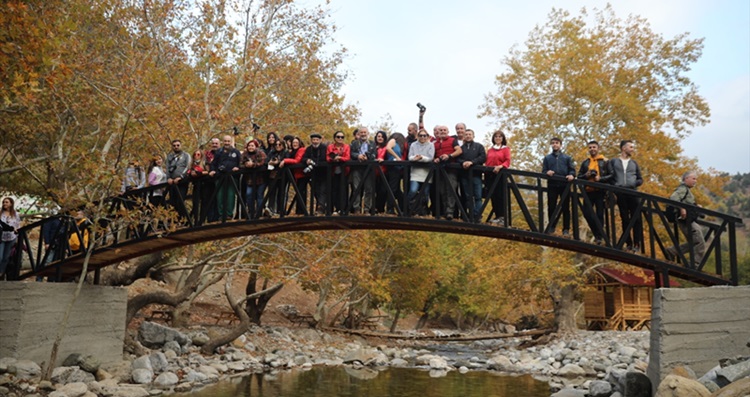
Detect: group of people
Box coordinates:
(117, 118, 704, 268)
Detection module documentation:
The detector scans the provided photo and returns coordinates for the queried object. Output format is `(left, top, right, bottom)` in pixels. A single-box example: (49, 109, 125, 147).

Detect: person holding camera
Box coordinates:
(210, 135, 241, 221)
(280, 137, 308, 215)
(303, 133, 329, 214)
(577, 140, 611, 243)
(166, 139, 192, 220)
(666, 171, 706, 268)
(265, 140, 288, 217)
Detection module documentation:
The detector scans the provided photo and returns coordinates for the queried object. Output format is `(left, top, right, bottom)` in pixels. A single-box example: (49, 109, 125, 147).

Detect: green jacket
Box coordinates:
(670, 183, 695, 205)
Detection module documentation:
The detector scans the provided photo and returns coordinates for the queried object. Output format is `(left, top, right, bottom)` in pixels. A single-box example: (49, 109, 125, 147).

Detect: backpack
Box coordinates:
(665, 189, 690, 223)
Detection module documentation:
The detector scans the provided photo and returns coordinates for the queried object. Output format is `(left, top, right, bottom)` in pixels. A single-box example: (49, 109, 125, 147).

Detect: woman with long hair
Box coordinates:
(0, 197, 22, 278)
(373, 130, 389, 214)
(147, 155, 167, 207)
(280, 137, 308, 215)
(241, 139, 268, 219)
(265, 139, 288, 216)
(264, 132, 280, 155)
(485, 130, 512, 224)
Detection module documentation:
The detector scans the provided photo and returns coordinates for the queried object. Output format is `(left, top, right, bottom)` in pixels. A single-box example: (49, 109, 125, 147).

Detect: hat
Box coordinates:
(310, 133, 322, 139)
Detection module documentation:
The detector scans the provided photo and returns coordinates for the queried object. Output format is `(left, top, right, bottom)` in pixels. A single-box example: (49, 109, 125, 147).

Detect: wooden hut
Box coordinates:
(583, 267, 680, 331)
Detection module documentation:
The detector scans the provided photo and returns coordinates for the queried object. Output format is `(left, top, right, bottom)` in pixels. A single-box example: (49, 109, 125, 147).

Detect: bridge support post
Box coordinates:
(648, 285, 750, 393)
(0, 282, 127, 368)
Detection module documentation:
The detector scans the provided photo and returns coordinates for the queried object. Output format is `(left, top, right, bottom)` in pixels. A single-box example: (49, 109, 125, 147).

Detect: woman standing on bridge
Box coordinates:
(485, 130, 512, 225)
(0, 197, 21, 279)
(147, 156, 167, 207)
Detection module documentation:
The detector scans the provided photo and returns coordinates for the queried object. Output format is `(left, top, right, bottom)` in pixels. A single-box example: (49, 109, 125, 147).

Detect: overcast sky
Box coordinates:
(305, 0, 750, 174)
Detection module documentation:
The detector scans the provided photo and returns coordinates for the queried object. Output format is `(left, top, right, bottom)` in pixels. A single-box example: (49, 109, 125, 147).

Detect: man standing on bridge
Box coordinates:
(666, 171, 706, 268)
(166, 139, 191, 221)
(607, 140, 643, 252)
(209, 135, 241, 221)
(542, 137, 575, 235)
(577, 140, 611, 243)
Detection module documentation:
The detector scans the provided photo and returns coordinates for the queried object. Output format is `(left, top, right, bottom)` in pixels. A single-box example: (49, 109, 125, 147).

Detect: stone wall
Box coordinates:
(0, 282, 127, 367)
(648, 285, 750, 386)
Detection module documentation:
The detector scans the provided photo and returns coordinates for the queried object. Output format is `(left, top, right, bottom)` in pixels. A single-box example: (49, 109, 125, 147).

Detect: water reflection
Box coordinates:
(176, 366, 550, 397)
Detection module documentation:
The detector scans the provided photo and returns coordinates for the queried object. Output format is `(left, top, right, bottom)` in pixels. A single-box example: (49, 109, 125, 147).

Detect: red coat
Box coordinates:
(282, 148, 307, 180)
(326, 143, 351, 175)
(486, 146, 511, 168)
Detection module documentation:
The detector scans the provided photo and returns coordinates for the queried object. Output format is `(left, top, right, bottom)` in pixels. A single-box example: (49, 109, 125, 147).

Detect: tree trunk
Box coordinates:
(99, 253, 163, 286)
(389, 308, 401, 333)
(550, 282, 578, 333)
(244, 272, 283, 325)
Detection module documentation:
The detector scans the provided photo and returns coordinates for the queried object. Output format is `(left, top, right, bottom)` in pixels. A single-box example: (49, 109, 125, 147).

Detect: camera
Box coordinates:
(416, 102, 426, 112)
(589, 170, 597, 176)
(328, 152, 337, 161)
(218, 165, 226, 172)
(303, 161, 316, 174)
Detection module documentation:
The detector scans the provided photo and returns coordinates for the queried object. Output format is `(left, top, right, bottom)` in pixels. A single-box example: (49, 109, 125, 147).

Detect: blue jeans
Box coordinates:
(246, 184, 267, 219)
(460, 175, 483, 222)
(0, 239, 17, 275)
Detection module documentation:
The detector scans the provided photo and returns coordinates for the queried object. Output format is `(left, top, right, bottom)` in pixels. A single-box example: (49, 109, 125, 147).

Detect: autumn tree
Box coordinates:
(481, 5, 713, 195)
(480, 5, 723, 332)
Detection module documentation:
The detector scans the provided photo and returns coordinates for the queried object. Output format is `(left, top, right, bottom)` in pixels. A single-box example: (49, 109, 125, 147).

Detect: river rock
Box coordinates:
(184, 369, 208, 383)
(138, 321, 190, 348)
(51, 366, 95, 384)
(551, 388, 587, 397)
(131, 356, 152, 371)
(709, 377, 750, 397)
(716, 358, 750, 384)
(13, 359, 41, 379)
(153, 371, 179, 388)
(191, 332, 210, 346)
(390, 358, 408, 367)
(197, 365, 220, 379)
(148, 351, 169, 373)
(624, 371, 651, 397)
(62, 354, 101, 374)
(163, 341, 182, 355)
(54, 382, 88, 397)
(558, 364, 586, 378)
(131, 368, 153, 384)
(589, 380, 612, 397)
(429, 357, 449, 370)
(655, 374, 710, 397)
(487, 354, 515, 371)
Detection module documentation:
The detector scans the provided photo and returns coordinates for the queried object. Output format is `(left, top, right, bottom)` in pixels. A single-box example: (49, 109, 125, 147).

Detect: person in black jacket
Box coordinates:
(542, 137, 576, 235)
(349, 127, 376, 214)
(303, 133, 328, 214)
(457, 129, 486, 222)
(577, 141, 612, 243)
(209, 135, 241, 221)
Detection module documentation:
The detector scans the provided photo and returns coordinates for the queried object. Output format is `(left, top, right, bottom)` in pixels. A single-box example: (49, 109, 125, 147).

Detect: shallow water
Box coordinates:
(175, 366, 550, 397)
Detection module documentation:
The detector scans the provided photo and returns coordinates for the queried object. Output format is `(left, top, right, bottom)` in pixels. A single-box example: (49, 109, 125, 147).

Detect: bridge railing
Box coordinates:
(7, 161, 743, 285)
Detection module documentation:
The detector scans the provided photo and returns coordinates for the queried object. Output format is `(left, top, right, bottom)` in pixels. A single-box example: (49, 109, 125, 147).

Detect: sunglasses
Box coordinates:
(334, 136, 344, 139)
(418, 134, 428, 138)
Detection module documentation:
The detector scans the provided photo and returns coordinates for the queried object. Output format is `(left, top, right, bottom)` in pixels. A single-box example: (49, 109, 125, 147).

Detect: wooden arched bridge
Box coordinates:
(6, 162, 743, 287)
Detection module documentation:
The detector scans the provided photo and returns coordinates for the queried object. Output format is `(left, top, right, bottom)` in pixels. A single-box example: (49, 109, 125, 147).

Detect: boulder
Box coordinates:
(61, 354, 99, 374)
(558, 364, 586, 378)
(131, 356, 152, 371)
(55, 382, 88, 397)
(13, 359, 41, 379)
(550, 388, 587, 397)
(716, 358, 750, 384)
(138, 321, 190, 348)
(148, 352, 169, 373)
(131, 368, 153, 384)
(153, 371, 179, 388)
(655, 374, 711, 397)
(487, 354, 515, 371)
(429, 357, 449, 370)
(51, 366, 95, 384)
(589, 380, 613, 397)
(709, 377, 750, 397)
(390, 358, 408, 367)
(624, 371, 651, 397)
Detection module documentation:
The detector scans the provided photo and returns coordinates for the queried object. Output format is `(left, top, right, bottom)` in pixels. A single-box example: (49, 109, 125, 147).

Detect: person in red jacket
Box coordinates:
(432, 125, 462, 220)
(484, 130, 512, 224)
(327, 131, 351, 214)
(280, 137, 308, 215)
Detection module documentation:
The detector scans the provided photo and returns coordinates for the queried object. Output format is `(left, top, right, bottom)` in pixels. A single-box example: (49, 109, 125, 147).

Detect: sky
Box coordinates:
(305, 0, 750, 174)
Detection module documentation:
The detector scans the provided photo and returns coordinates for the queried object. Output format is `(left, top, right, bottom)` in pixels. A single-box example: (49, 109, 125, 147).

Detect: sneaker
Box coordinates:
(263, 207, 272, 217)
(562, 230, 570, 236)
(446, 214, 453, 220)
